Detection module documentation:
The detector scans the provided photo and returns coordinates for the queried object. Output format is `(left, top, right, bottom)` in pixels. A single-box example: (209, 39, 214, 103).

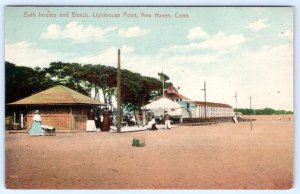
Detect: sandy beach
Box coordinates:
(5, 115, 293, 189)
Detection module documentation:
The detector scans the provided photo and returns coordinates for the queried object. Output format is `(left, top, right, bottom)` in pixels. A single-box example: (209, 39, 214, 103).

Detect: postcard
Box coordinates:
(4, 6, 294, 189)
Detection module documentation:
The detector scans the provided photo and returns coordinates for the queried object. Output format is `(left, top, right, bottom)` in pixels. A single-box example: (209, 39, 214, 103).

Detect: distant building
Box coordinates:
(161, 86, 235, 119)
(8, 85, 104, 132)
(178, 101, 234, 119)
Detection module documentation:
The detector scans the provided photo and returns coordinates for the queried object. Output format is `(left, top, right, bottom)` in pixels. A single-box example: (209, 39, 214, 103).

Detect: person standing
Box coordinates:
(102, 108, 111, 131)
(99, 113, 104, 129)
(164, 111, 171, 129)
(86, 109, 97, 132)
(28, 110, 44, 136)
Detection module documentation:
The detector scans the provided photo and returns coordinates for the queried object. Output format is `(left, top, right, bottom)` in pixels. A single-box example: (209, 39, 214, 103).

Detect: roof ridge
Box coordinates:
(59, 85, 78, 103)
(191, 100, 232, 108)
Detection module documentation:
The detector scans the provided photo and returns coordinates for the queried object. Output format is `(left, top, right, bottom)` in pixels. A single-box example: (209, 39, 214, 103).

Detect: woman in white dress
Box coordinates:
(86, 109, 97, 132)
(28, 110, 44, 136)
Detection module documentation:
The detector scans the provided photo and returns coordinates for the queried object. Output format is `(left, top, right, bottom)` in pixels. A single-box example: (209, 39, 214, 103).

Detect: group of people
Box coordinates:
(125, 113, 136, 126)
(28, 108, 112, 136)
(86, 108, 111, 132)
(148, 111, 172, 130)
(28, 109, 173, 136)
(123, 110, 172, 130)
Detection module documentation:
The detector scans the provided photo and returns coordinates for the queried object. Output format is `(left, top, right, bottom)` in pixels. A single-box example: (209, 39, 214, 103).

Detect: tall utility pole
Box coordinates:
(117, 49, 121, 133)
(250, 96, 252, 131)
(201, 81, 207, 119)
(234, 91, 238, 115)
(162, 68, 165, 97)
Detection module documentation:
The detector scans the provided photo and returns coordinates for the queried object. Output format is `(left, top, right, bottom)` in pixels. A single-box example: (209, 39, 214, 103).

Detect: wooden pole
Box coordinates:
(204, 81, 206, 119)
(201, 81, 207, 119)
(162, 68, 164, 97)
(117, 49, 121, 133)
(250, 96, 252, 131)
(234, 91, 237, 115)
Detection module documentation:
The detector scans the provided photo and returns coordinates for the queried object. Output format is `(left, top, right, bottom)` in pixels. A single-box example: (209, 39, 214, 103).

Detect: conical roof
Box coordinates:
(9, 85, 103, 106)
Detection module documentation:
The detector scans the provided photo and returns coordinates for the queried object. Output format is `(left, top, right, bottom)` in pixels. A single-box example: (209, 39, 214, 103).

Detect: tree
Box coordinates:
(6, 61, 165, 117)
(235, 107, 292, 115)
(45, 62, 89, 95)
(5, 61, 56, 116)
(158, 72, 169, 82)
(5, 61, 55, 104)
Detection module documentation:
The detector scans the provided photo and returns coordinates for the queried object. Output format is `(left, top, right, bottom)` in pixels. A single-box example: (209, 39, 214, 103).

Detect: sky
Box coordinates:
(4, 6, 294, 110)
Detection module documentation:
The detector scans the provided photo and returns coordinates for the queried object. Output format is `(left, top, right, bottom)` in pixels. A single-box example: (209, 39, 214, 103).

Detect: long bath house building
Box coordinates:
(158, 86, 235, 121)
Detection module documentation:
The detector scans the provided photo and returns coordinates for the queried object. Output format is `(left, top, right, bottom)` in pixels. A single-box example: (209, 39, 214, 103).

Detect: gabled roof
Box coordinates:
(9, 85, 103, 106)
(164, 92, 190, 100)
(156, 86, 190, 101)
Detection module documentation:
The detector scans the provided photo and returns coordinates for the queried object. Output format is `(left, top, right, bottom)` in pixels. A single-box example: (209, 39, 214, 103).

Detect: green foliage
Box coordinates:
(157, 72, 173, 95)
(6, 61, 166, 113)
(5, 61, 55, 104)
(158, 72, 169, 81)
(45, 62, 163, 111)
(46, 62, 89, 95)
(235, 108, 293, 115)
